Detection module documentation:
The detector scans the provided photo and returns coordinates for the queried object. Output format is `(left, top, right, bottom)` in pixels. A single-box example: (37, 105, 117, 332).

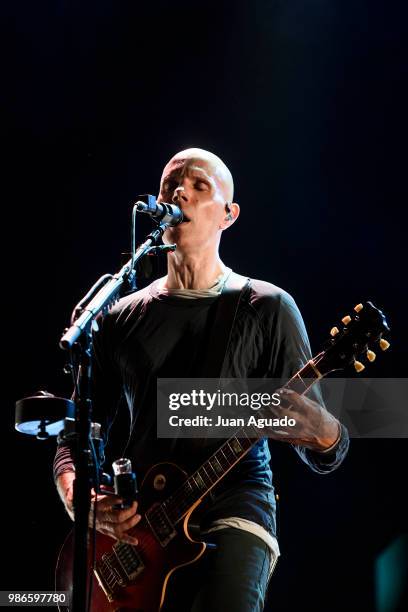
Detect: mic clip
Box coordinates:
(147, 244, 177, 255)
(112, 458, 138, 509)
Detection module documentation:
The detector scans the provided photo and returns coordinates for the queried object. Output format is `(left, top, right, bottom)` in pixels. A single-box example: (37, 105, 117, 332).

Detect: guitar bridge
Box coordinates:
(94, 551, 126, 603)
(93, 567, 114, 603)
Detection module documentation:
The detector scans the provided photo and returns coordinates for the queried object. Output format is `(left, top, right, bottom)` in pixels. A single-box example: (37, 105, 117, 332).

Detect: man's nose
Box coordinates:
(172, 186, 188, 204)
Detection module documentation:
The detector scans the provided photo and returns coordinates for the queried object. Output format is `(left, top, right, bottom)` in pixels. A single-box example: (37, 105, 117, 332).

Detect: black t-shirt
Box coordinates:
(85, 275, 349, 536)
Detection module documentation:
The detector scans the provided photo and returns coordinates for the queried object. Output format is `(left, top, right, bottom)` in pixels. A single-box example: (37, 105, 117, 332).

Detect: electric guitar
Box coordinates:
(56, 301, 390, 611)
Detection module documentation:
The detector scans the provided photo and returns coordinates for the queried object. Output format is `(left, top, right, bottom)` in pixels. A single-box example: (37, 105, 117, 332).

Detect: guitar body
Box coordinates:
(56, 463, 206, 612)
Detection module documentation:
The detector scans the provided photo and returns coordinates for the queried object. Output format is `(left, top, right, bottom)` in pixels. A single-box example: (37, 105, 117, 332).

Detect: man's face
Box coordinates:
(157, 155, 230, 252)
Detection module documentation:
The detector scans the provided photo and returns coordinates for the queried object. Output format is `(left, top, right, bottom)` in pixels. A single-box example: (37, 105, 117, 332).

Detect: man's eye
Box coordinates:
(163, 182, 176, 192)
(195, 181, 207, 190)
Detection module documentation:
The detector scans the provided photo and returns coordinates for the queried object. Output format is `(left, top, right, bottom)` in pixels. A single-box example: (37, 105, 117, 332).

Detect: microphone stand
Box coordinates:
(59, 217, 174, 612)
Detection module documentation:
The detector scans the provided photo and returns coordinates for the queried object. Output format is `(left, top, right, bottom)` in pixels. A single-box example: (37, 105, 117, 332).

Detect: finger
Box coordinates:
(104, 501, 139, 524)
(98, 527, 139, 546)
(280, 388, 300, 400)
(91, 493, 109, 507)
(100, 518, 140, 545)
(263, 429, 291, 443)
(111, 500, 139, 513)
(98, 526, 118, 541)
(280, 389, 303, 408)
(91, 486, 121, 502)
(119, 533, 139, 546)
(117, 513, 142, 534)
(110, 502, 138, 524)
(94, 495, 124, 513)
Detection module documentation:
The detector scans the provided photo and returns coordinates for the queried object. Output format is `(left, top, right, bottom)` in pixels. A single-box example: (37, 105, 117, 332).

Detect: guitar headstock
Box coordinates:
(316, 301, 390, 376)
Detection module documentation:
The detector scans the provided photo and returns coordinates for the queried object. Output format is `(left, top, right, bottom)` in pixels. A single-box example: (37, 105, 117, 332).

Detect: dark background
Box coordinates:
(3, 1, 408, 610)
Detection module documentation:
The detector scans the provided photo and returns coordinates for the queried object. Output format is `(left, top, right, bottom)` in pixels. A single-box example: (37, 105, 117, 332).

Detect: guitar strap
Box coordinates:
(184, 271, 252, 513)
(166, 271, 251, 466)
(200, 271, 251, 379)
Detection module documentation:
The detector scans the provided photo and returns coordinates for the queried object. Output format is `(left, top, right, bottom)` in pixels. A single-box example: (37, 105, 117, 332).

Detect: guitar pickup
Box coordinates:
(113, 541, 145, 581)
(146, 504, 176, 547)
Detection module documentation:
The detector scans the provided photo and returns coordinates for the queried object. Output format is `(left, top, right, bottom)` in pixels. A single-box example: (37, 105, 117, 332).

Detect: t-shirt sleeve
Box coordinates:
(263, 289, 349, 474)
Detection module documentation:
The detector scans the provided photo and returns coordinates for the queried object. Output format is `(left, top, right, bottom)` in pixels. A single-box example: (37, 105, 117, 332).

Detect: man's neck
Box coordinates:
(164, 251, 226, 290)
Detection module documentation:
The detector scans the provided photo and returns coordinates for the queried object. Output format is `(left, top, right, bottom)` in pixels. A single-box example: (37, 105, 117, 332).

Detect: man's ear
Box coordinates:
(220, 202, 240, 229)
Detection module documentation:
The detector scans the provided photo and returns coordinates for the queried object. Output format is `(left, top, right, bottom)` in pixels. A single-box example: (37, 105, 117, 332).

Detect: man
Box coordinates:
(54, 148, 349, 611)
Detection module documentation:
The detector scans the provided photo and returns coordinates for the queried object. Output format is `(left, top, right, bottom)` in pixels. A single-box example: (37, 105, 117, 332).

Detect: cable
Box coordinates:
(70, 274, 113, 325)
(86, 434, 100, 612)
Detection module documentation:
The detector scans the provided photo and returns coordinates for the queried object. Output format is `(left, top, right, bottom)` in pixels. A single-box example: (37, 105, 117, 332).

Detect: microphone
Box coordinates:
(135, 194, 184, 226)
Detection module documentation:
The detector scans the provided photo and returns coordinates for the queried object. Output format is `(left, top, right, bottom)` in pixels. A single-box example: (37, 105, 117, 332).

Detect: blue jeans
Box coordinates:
(162, 527, 276, 612)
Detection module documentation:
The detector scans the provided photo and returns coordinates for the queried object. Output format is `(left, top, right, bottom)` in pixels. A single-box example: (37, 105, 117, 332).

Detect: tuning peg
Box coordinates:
(342, 315, 352, 325)
(379, 339, 390, 351)
(367, 350, 376, 362)
(330, 326, 339, 337)
(354, 360, 365, 373)
(354, 303, 364, 313)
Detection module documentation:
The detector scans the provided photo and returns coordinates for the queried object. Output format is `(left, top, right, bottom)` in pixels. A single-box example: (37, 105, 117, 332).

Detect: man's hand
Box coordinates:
(90, 490, 141, 546)
(268, 389, 341, 452)
(56, 472, 141, 545)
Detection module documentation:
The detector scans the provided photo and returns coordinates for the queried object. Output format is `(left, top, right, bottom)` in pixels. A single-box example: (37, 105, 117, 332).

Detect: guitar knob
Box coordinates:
(354, 360, 365, 373)
(342, 315, 352, 325)
(366, 350, 376, 362)
(379, 339, 390, 351)
(354, 303, 364, 312)
(330, 326, 339, 336)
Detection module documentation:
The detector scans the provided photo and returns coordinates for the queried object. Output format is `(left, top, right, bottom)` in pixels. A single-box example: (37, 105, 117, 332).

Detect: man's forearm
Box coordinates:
(54, 444, 76, 520)
(56, 471, 75, 520)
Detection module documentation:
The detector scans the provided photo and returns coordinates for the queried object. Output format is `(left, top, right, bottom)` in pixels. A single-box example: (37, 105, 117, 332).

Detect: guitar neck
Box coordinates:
(162, 358, 324, 525)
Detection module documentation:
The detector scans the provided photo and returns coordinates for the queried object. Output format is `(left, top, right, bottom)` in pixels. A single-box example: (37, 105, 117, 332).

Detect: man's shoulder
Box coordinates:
(237, 276, 302, 327)
(107, 281, 155, 319)
(242, 277, 307, 339)
(247, 277, 295, 308)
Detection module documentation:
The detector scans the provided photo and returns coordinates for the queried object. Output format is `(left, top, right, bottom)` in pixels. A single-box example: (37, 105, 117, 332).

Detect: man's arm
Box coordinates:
(53, 310, 141, 543)
(260, 287, 350, 473)
(55, 469, 75, 521)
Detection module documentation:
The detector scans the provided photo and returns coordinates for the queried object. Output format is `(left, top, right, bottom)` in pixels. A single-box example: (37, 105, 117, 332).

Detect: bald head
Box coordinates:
(157, 146, 240, 256)
(162, 148, 234, 202)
